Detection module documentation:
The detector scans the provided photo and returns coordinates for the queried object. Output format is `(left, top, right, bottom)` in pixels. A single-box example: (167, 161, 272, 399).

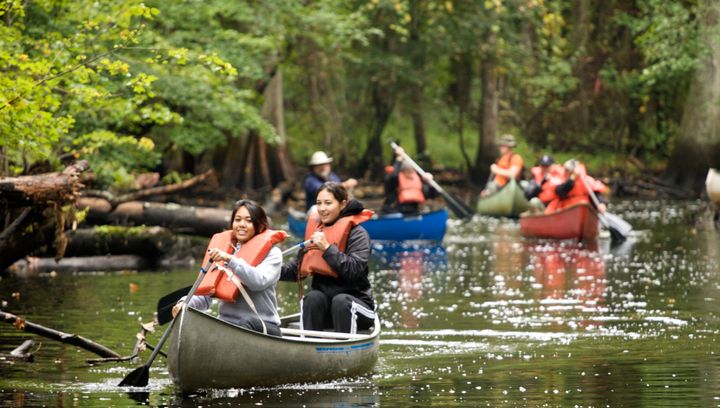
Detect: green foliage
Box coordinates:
(0, 0, 705, 186)
(161, 171, 193, 185)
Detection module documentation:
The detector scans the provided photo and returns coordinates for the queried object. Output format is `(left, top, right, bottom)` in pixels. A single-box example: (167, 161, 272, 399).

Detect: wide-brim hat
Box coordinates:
(497, 134, 516, 147)
(308, 151, 333, 166)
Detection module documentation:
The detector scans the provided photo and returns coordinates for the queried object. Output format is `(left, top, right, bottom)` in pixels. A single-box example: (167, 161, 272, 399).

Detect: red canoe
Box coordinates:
(519, 203, 600, 242)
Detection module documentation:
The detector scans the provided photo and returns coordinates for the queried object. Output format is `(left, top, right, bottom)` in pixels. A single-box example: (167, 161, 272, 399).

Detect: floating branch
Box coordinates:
(0, 310, 120, 358)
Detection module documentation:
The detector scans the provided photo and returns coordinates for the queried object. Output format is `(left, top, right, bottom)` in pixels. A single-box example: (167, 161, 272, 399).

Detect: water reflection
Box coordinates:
(527, 241, 606, 305)
(2, 200, 720, 405)
(372, 241, 447, 328)
(170, 381, 380, 407)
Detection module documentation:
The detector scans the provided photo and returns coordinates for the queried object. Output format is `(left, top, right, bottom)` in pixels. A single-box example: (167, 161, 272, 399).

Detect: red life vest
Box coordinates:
(538, 164, 566, 204)
(299, 209, 374, 278)
(397, 171, 425, 204)
(544, 164, 607, 213)
(196, 228, 287, 302)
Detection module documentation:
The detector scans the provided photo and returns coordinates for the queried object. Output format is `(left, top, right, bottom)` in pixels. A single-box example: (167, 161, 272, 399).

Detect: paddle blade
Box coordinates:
(118, 365, 149, 387)
(156, 285, 191, 325)
(600, 212, 632, 243)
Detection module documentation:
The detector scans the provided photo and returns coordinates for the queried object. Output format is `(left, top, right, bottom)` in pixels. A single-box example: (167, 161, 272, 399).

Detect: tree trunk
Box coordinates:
(220, 132, 246, 190)
(361, 82, 395, 180)
(667, 0, 720, 191)
(450, 52, 474, 171)
(408, 0, 429, 164)
(261, 69, 296, 183)
(472, 58, 499, 184)
(242, 132, 257, 190)
(410, 83, 428, 163)
(571, 0, 591, 133)
(217, 65, 295, 193)
(256, 137, 272, 191)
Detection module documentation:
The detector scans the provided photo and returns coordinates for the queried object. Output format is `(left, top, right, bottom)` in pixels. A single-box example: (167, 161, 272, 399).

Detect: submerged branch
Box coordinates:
(0, 310, 120, 358)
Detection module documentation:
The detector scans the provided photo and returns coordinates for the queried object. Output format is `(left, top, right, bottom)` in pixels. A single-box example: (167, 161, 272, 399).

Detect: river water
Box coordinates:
(1, 199, 718, 406)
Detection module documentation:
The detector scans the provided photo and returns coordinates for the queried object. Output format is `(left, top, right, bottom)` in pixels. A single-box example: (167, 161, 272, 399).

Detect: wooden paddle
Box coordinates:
(579, 174, 632, 243)
(390, 141, 474, 219)
(118, 259, 213, 388)
(155, 239, 313, 326)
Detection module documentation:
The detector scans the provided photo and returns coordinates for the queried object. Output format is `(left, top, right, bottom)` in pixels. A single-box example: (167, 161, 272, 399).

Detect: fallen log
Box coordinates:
(0, 339, 36, 362)
(0, 161, 88, 206)
(0, 161, 89, 272)
(77, 199, 230, 236)
(82, 170, 214, 205)
(62, 226, 173, 257)
(0, 310, 120, 358)
(8, 255, 150, 277)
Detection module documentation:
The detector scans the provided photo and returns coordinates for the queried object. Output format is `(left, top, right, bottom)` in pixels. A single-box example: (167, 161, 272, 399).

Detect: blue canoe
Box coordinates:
(288, 208, 448, 242)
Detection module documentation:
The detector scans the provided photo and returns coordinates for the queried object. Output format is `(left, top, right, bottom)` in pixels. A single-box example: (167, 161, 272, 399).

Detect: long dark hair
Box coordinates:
(317, 181, 348, 203)
(229, 199, 269, 233)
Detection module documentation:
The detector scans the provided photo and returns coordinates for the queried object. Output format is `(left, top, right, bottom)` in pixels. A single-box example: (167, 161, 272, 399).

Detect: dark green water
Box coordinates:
(1, 200, 719, 407)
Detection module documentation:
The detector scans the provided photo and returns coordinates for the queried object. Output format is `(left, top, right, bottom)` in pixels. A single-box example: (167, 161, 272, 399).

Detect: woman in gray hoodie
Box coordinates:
(173, 200, 284, 336)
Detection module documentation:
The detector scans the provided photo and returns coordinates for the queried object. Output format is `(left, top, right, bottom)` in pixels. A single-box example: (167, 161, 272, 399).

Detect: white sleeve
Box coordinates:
(185, 294, 212, 310)
(227, 246, 282, 291)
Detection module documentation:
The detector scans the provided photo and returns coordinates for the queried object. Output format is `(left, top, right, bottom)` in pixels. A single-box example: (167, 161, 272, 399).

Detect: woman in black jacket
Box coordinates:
(281, 182, 376, 333)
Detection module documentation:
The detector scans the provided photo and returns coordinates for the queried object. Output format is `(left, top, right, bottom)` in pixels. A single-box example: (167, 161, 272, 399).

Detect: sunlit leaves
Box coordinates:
(71, 131, 160, 186)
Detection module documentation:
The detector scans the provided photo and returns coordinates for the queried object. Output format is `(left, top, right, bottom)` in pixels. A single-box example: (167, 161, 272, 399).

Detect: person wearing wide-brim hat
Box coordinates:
(480, 134, 525, 197)
(303, 151, 358, 211)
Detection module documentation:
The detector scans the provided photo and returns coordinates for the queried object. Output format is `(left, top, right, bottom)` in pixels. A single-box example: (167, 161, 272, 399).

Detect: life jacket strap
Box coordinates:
(224, 270, 267, 335)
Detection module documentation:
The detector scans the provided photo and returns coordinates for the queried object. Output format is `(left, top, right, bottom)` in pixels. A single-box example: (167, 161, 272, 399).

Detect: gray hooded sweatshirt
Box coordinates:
(186, 245, 282, 325)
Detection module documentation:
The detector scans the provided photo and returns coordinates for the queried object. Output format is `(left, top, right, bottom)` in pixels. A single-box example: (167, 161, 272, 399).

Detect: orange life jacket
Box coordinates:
(196, 228, 287, 302)
(538, 164, 566, 204)
(495, 152, 524, 187)
(299, 209, 374, 278)
(544, 164, 607, 213)
(397, 171, 425, 204)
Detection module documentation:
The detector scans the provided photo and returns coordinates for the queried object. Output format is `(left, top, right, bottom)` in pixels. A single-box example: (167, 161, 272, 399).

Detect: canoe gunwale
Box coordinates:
(179, 307, 380, 345)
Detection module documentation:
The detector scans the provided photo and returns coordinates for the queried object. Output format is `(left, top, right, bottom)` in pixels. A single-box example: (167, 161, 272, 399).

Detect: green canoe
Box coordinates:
(476, 179, 530, 218)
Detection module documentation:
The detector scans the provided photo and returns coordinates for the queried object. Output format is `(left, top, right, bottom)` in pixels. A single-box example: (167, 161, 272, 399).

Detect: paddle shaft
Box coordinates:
(283, 239, 313, 256)
(578, 173, 631, 242)
(390, 142, 472, 218)
(577, 173, 610, 227)
(142, 260, 211, 368)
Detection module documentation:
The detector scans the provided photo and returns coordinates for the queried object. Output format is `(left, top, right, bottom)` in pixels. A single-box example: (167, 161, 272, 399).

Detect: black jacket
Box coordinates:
(555, 177, 605, 204)
(280, 200, 374, 308)
(382, 161, 437, 215)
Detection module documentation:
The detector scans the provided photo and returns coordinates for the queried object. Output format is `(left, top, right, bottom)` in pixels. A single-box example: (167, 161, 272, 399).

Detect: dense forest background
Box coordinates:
(2, 0, 719, 197)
